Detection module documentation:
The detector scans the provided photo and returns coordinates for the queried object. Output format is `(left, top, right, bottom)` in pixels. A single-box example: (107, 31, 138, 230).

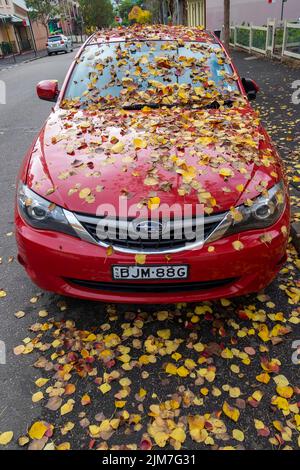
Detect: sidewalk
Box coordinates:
(0, 44, 82, 71)
(232, 49, 300, 251)
(0, 49, 47, 70)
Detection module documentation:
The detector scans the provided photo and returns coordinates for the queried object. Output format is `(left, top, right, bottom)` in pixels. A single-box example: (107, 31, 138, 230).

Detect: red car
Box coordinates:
(15, 25, 290, 304)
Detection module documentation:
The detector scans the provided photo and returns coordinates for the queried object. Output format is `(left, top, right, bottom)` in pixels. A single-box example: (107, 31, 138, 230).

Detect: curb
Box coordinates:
(290, 185, 300, 255)
(25, 54, 47, 63)
(291, 222, 300, 255)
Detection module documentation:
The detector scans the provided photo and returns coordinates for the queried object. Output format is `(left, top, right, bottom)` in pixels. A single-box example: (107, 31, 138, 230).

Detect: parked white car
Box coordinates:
(47, 35, 73, 55)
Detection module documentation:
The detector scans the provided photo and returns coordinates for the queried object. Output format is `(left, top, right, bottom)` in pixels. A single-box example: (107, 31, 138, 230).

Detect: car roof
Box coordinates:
(86, 25, 219, 47)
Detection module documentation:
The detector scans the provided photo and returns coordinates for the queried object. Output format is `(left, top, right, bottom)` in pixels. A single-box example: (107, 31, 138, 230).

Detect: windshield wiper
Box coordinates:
(204, 99, 234, 109)
(123, 99, 234, 111)
(122, 103, 176, 110)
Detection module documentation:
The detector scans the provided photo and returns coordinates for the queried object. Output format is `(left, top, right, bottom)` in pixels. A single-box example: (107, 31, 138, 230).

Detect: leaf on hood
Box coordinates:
(232, 240, 244, 251)
(135, 254, 146, 265)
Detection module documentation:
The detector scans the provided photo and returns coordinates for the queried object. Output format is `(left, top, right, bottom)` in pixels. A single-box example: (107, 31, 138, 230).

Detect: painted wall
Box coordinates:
(0, 0, 48, 54)
(31, 21, 48, 51)
(0, 1, 16, 54)
(0, 0, 13, 15)
(206, 0, 300, 31)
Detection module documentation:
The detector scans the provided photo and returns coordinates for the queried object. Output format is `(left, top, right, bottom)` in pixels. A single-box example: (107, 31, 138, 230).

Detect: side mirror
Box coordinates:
(242, 78, 259, 101)
(36, 80, 59, 102)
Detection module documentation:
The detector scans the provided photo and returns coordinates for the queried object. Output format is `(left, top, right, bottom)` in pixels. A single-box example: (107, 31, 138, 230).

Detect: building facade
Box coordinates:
(186, 0, 300, 31)
(49, 0, 82, 36)
(0, 0, 48, 56)
(0, 0, 82, 57)
(0, 0, 18, 54)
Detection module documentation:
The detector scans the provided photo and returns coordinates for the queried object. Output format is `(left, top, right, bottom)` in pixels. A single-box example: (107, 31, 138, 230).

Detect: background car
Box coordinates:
(47, 35, 73, 55)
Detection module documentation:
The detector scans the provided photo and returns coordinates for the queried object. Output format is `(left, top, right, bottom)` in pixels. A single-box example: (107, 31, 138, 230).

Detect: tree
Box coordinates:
(224, 0, 230, 49)
(128, 6, 152, 24)
(117, 0, 143, 25)
(140, 0, 160, 23)
(26, 0, 59, 36)
(79, 0, 114, 30)
(153, 1, 183, 25)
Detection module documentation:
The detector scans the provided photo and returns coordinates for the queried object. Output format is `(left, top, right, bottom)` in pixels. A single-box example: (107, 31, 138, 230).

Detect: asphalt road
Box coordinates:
(0, 50, 299, 450)
(0, 50, 78, 445)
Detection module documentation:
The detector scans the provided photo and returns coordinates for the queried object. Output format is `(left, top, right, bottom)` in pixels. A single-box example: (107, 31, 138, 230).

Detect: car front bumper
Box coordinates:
(15, 208, 289, 304)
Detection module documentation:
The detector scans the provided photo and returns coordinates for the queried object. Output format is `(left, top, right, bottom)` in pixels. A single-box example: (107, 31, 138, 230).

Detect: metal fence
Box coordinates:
(282, 22, 300, 59)
(69, 34, 89, 44)
(228, 19, 300, 61)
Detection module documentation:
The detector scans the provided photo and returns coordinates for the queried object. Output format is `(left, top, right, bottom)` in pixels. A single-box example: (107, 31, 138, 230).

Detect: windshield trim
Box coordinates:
(85, 38, 219, 47)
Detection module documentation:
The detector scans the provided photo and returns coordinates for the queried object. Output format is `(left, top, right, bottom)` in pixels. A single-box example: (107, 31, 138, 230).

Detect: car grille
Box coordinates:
(74, 213, 226, 253)
(66, 277, 238, 293)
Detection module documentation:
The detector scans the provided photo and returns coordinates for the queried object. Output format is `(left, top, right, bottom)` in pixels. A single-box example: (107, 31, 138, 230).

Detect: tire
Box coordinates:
(47, 52, 51, 56)
(55, 52, 58, 55)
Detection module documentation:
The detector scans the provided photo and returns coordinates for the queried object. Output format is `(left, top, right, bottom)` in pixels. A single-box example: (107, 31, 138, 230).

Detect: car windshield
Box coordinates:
(48, 36, 62, 42)
(63, 40, 241, 110)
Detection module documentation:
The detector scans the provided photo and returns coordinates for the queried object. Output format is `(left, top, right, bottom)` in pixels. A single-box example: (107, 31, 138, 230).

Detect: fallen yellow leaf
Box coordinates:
(35, 378, 49, 387)
(32, 391, 44, 403)
(60, 399, 75, 416)
(157, 329, 170, 340)
(222, 401, 240, 422)
(0, 431, 13, 445)
(165, 363, 177, 375)
(232, 429, 244, 442)
(99, 383, 111, 394)
(170, 427, 186, 443)
(28, 421, 48, 440)
(276, 385, 293, 399)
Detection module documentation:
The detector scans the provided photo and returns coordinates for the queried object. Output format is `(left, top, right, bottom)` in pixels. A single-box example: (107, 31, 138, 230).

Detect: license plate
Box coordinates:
(112, 265, 189, 281)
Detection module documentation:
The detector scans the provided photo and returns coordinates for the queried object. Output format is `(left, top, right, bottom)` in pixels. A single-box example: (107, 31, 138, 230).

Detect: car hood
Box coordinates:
(26, 105, 282, 217)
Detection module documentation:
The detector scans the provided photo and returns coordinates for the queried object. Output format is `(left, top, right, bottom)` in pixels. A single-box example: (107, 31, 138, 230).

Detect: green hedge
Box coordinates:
(0, 42, 13, 55)
(236, 28, 250, 47)
(252, 29, 267, 50)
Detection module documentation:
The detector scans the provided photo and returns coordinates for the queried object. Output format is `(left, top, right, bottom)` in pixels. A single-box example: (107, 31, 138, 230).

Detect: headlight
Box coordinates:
(17, 182, 77, 238)
(225, 181, 286, 237)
